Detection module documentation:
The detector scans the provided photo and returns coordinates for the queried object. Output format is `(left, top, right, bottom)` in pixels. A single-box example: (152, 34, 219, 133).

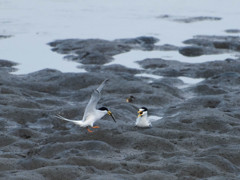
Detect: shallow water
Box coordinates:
(110, 50, 237, 70)
(135, 73, 163, 79)
(178, 76, 204, 88)
(135, 72, 204, 88)
(0, 34, 84, 74)
(1, 0, 240, 74)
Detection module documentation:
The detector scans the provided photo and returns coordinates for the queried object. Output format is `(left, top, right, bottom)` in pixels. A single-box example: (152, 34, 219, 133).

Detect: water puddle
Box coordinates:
(135, 73, 163, 79)
(0, 34, 85, 74)
(109, 50, 237, 70)
(177, 76, 204, 88)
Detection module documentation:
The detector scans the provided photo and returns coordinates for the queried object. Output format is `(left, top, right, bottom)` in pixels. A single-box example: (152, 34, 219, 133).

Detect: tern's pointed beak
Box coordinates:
(138, 110, 143, 117)
(108, 111, 116, 122)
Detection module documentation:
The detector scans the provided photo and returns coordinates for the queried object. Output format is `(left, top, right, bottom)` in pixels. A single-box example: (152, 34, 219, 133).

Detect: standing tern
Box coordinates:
(135, 107, 152, 127)
(55, 79, 116, 132)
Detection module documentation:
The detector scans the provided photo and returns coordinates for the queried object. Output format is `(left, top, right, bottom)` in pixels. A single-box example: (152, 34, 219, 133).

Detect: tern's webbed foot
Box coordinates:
(86, 127, 93, 133)
(92, 126, 100, 129)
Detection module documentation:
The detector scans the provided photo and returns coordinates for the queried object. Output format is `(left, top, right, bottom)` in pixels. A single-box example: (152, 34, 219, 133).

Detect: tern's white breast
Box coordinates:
(83, 110, 106, 127)
(135, 115, 151, 127)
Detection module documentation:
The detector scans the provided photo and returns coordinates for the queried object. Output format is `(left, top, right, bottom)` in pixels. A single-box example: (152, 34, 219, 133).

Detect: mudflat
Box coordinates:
(0, 36, 240, 180)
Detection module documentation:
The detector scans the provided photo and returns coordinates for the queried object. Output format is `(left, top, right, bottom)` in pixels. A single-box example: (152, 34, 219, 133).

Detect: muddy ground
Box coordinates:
(0, 35, 240, 180)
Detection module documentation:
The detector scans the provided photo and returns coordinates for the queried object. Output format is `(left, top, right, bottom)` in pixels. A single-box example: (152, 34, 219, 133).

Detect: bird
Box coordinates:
(135, 107, 152, 127)
(126, 95, 135, 103)
(55, 79, 116, 133)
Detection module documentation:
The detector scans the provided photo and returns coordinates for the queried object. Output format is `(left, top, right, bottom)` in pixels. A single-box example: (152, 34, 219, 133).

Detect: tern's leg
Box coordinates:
(86, 127, 93, 133)
(92, 126, 100, 128)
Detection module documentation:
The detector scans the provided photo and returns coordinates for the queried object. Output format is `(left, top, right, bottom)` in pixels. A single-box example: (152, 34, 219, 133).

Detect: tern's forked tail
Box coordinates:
(54, 114, 84, 126)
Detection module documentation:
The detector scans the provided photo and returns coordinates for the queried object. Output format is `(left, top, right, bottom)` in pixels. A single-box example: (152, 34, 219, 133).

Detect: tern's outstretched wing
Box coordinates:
(82, 79, 109, 121)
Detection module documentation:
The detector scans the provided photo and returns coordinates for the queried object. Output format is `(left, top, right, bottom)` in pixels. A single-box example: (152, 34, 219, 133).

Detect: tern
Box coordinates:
(135, 107, 152, 127)
(55, 79, 116, 132)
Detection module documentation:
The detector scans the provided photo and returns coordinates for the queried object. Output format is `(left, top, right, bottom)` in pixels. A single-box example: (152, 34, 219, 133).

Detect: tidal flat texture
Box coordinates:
(0, 36, 240, 180)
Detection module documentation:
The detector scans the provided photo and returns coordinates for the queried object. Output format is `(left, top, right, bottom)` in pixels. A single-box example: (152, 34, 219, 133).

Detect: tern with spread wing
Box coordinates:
(55, 79, 116, 132)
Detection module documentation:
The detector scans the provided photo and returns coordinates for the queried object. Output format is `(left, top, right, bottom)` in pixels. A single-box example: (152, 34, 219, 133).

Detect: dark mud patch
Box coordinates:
(0, 35, 12, 39)
(225, 29, 240, 34)
(184, 35, 240, 52)
(157, 15, 221, 23)
(48, 36, 159, 65)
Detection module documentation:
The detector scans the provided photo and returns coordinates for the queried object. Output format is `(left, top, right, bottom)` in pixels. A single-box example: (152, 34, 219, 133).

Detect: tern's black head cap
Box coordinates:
(141, 107, 148, 111)
(98, 107, 109, 111)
